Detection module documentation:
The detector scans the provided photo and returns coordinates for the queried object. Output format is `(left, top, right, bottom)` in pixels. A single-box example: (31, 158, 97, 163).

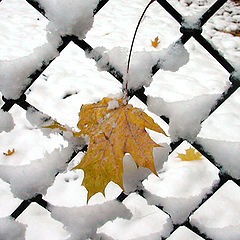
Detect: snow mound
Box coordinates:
(88, 42, 189, 90)
(167, 226, 204, 240)
(0, 110, 15, 133)
(37, 0, 98, 38)
(0, 39, 60, 100)
(0, 146, 72, 200)
(0, 217, 26, 240)
(144, 190, 211, 224)
(50, 200, 132, 240)
(98, 193, 172, 240)
(190, 181, 240, 240)
(197, 138, 240, 179)
(123, 144, 170, 193)
(148, 94, 220, 142)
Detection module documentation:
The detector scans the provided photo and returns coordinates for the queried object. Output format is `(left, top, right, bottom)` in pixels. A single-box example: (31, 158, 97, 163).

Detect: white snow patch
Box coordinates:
(0, 110, 15, 133)
(0, 217, 26, 240)
(157, 42, 189, 72)
(107, 100, 119, 110)
(167, 226, 204, 240)
(197, 138, 240, 179)
(50, 200, 132, 240)
(182, 14, 202, 29)
(148, 94, 220, 142)
(0, 146, 72, 200)
(88, 42, 189, 90)
(123, 144, 170, 193)
(26, 107, 86, 149)
(36, 0, 98, 38)
(98, 193, 172, 240)
(0, 38, 60, 100)
(144, 190, 209, 224)
(191, 181, 240, 240)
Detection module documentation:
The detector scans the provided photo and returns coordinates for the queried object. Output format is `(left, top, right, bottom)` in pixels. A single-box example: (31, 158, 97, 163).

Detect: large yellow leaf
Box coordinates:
(74, 97, 167, 199)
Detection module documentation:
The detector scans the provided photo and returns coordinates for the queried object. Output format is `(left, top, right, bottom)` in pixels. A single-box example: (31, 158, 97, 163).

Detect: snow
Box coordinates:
(157, 42, 189, 72)
(123, 144, 170, 193)
(50, 200, 132, 240)
(36, 0, 99, 39)
(0, 37, 60, 100)
(0, 146, 72, 200)
(0, 110, 15, 133)
(148, 94, 220, 142)
(182, 14, 202, 29)
(0, 216, 26, 240)
(197, 138, 240, 179)
(190, 181, 240, 240)
(167, 226, 204, 240)
(89, 42, 189, 91)
(98, 193, 173, 240)
(107, 99, 119, 110)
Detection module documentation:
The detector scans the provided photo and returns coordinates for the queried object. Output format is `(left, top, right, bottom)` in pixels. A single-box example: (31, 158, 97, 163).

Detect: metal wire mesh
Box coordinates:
(1, 0, 240, 239)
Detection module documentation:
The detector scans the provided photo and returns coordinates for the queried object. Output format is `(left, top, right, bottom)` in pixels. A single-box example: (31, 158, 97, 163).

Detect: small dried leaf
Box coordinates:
(3, 148, 15, 156)
(151, 36, 160, 48)
(178, 148, 202, 161)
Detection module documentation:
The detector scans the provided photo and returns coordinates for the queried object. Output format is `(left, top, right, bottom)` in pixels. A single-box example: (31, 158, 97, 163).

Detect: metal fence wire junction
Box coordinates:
(1, 0, 240, 239)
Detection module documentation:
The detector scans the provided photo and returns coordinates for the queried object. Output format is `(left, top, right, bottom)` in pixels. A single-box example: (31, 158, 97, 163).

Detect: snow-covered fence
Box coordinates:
(0, 0, 240, 239)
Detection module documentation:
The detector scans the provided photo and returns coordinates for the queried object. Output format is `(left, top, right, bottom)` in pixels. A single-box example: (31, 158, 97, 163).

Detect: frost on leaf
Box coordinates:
(74, 97, 167, 200)
(178, 148, 202, 161)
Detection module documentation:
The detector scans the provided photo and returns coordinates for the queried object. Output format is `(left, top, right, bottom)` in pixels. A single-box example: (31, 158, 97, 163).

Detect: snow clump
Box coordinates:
(190, 181, 240, 240)
(107, 100, 119, 110)
(197, 138, 240, 179)
(0, 110, 15, 133)
(0, 217, 26, 240)
(0, 146, 72, 200)
(50, 200, 132, 240)
(0, 38, 60, 100)
(123, 144, 170, 193)
(147, 94, 220, 142)
(87, 41, 189, 91)
(36, 0, 99, 39)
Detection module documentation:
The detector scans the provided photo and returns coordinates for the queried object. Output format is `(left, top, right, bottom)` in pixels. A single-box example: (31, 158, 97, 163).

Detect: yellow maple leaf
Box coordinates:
(178, 148, 202, 161)
(74, 97, 167, 199)
(3, 148, 15, 156)
(151, 36, 160, 48)
(44, 97, 167, 200)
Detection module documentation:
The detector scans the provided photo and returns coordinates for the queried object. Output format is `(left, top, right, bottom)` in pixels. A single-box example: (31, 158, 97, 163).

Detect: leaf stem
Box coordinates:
(124, 0, 156, 101)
